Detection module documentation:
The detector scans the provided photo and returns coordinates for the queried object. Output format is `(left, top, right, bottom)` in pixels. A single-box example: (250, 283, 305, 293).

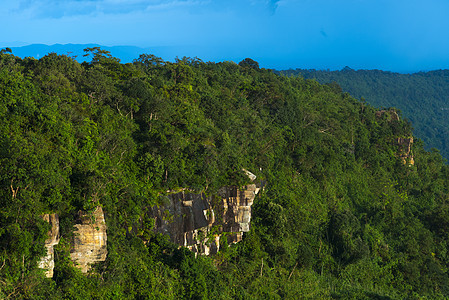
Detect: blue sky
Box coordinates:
(2, 0, 449, 71)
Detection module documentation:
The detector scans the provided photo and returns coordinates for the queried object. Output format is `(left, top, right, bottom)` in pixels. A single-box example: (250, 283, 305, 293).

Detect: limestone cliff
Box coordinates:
(38, 213, 60, 278)
(70, 206, 108, 273)
(397, 137, 414, 165)
(39, 207, 108, 277)
(150, 171, 261, 255)
(150, 191, 216, 254)
(39, 171, 258, 276)
(375, 109, 400, 122)
(375, 109, 414, 166)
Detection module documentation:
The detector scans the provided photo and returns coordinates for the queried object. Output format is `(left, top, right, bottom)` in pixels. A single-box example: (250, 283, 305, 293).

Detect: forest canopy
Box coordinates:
(284, 67, 449, 161)
(1, 49, 449, 299)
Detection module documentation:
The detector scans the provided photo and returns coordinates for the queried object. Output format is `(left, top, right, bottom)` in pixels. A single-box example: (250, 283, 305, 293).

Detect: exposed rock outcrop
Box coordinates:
(397, 137, 414, 165)
(38, 213, 60, 278)
(70, 206, 108, 273)
(375, 110, 414, 166)
(150, 191, 216, 254)
(218, 183, 258, 241)
(150, 171, 262, 255)
(376, 109, 400, 122)
(38, 172, 258, 275)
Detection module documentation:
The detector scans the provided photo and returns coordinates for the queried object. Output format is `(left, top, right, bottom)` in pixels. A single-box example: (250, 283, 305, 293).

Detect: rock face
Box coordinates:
(376, 109, 400, 122)
(375, 110, 414, 166)
(151, 191, 216, 254)
(397, 137, 414, 165)
(70, 206, 108, 273)
(38, 214, 60, 278)
(218, 183, 259, 243)
(38, 172, 258, 275)
(150, 172, 262, 255)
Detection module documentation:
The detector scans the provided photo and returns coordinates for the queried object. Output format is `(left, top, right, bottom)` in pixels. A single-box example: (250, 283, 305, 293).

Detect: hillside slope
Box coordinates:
(1, 51, 449, 299)
(283, 68, 449, 161)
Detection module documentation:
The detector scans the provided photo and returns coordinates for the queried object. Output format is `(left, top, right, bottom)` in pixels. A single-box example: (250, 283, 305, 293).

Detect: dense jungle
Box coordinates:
(286, 67, 449, 161)
(1, 48, 449, 299)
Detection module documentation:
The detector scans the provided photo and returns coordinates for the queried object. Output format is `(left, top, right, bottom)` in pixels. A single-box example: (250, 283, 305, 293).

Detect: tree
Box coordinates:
(239, 58, 260, 70)
(0, 47, 12, 54)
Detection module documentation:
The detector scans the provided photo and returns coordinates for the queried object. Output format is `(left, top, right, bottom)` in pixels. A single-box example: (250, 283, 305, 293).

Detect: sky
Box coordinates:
(2, 0, 449, 72)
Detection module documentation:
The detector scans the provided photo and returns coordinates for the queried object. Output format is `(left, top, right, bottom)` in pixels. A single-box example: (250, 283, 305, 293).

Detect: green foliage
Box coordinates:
(1, 50, 449, 298)
(288, 68, 449, 161)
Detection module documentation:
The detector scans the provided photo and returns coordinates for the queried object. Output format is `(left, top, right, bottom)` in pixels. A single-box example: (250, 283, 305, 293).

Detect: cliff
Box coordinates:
(375, 109, 414, 165)
(375, 109, 400, 122)
(397, 137, 414, 165)
(39, 207, 108, 277)
(70, 206, 108, 273)
(38, 214, 60, 278)
(38, 173, 260, 277)
(149, 171, 262, 255)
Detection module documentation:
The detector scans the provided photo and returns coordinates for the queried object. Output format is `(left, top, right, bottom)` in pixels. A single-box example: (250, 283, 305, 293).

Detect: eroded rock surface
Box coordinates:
(397, 137, 414, 165)
(70, 206, 108, 273)
(39, 172, 259, 275)
(376, 109, 400, 122)
(151, 191, 215, 254)
(38, 213, 60, 278)
(150, 171, 262, 255)
(218, 183, 258, 241)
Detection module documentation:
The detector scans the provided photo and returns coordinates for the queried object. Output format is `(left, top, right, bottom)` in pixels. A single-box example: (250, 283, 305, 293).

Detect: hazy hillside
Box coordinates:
(1, 49, 449, 298)
(282, 68, 449, 161)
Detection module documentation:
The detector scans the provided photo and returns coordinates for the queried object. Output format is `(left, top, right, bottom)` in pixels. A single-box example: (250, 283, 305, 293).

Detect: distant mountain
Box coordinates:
(280, 68, 449, 161)
(5, 43, 183, 63)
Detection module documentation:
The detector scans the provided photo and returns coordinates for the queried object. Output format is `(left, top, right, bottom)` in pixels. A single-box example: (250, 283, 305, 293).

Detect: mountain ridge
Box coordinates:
(4, 43, 184, 63)
(281, 68, 449, 161)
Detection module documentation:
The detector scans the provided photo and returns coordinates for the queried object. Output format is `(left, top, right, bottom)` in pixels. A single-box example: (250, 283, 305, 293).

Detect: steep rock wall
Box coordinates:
(39, 207, 108, 277)
(150, 172, 262, 255)
(39, 172, 259, 276)
(375, 109, 400, 122)
(397, 137, 414, 165)
(376, 110, 414, 166)
(38, 213, 60, 278)
(150, 191, 216, 254)
(70, 206, 108, 273)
